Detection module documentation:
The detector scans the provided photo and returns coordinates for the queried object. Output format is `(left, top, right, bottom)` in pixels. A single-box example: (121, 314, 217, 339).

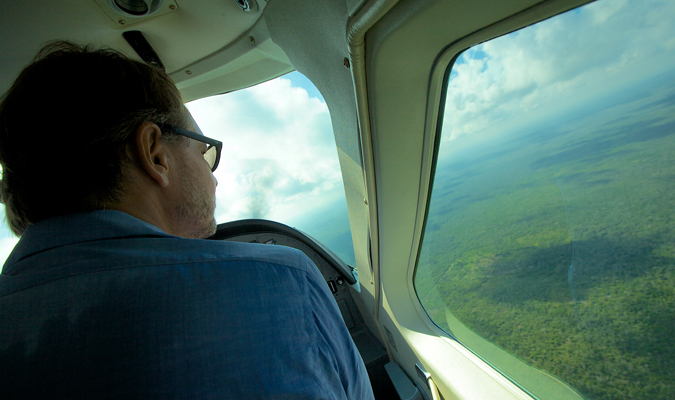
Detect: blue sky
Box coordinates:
(285, 71, 324, 101)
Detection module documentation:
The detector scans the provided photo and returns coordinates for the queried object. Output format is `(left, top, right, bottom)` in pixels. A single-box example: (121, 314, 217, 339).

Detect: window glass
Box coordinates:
(187, 72, 356, 266)
(0, 72, 355, 270)
(415, 0, 675, 399)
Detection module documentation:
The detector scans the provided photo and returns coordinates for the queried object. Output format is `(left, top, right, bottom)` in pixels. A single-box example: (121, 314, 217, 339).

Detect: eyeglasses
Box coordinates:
(157, 123, 222, 172)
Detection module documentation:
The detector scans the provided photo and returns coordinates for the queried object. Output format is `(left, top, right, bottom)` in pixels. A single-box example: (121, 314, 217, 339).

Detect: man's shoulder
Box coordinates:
(1, 216, 319, 296)
(6, 210, 315, 276)
(143, 236, 313, 272)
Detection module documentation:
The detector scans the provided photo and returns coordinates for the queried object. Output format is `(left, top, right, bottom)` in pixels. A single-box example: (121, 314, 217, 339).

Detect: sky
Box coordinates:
(0, 0, 673, 268)
(185, 71, 344, 227)
(441, 0, 675, 156)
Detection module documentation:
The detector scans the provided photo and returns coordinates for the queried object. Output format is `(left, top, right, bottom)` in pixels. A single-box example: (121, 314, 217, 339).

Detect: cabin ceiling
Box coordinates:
(0, 0, 572, 102)
(0, 0, 279, 98)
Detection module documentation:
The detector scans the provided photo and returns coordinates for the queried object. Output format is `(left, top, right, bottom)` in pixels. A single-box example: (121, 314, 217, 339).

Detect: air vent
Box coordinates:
(109, 0, 162, 17)
(93, 0, 177, 26)
(234, 0, 259, 13)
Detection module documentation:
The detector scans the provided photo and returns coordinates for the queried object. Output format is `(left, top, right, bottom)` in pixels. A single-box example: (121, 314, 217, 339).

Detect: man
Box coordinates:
(0, 42, 374, 399)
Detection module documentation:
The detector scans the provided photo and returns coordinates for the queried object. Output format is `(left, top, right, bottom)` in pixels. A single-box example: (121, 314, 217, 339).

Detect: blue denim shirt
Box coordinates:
(0, 211, 374, 399)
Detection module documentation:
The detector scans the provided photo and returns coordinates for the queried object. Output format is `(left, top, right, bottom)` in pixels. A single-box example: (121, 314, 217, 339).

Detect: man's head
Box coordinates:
(0, 41, 217, 238)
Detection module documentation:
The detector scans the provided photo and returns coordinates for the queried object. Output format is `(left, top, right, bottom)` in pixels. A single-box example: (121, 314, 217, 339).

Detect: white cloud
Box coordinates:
(441, 0, 675, 146)
(186, 75, 344, 225)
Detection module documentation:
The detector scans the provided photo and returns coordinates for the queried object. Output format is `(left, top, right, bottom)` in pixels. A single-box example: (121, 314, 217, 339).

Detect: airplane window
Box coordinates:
(187, 72, 356, 267)
(414, 0, 675, 399)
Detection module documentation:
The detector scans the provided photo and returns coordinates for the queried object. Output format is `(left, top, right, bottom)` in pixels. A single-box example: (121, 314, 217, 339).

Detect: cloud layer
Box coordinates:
(187, 76, 344, 225)
(442, 0, 675, 146)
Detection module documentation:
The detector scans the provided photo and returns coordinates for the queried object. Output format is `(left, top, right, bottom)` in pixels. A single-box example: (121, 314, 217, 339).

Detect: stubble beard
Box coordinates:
(175, 162, 217, 239)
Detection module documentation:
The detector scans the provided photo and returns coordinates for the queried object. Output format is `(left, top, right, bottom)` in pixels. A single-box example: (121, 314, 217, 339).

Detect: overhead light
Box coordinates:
(108, 0, 162, 17)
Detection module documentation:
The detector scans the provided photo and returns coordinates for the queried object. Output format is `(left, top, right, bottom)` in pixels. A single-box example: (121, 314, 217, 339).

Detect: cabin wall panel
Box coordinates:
(364, 0, 579, 397)
(265, 0, 380, 338)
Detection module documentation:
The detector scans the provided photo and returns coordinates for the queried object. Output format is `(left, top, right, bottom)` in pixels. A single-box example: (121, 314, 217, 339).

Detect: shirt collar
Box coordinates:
(4, 210, 172, 269)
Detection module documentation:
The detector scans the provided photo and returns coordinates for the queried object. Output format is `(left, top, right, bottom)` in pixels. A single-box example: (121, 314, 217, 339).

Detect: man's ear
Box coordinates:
(134, 122, 172, 188)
